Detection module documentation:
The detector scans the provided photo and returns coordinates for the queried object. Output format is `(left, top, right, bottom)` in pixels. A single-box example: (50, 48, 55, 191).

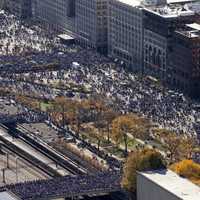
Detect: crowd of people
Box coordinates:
(1, 63, 200, 136)
(0, 99, 47, 124)
(0, 10, 57, 56)
(1, 171, 121, 200)
(0, 10, 199, 137)
(0, 9, 200, 197)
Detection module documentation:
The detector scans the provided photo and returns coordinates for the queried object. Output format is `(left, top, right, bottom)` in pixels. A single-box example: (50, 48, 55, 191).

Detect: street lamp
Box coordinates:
(15, 156, 20, 183)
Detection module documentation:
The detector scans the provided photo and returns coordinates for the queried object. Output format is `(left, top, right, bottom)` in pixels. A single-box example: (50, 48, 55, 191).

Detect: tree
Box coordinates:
(103, 109, 118, 142)
(111, 114, 151, 155)
(161, 131, 196, 163)
(93, 102, 106, 150)
(111, 114, 135, 155)
(53, 96, 68, 127)
(74, 102, 85, 137)
(178, 137, 196, 160)
(170, 160, 200, 186)
(122, 149, 166, 192)
(130, 115, 151, 140)
(164, 133, 182, 163)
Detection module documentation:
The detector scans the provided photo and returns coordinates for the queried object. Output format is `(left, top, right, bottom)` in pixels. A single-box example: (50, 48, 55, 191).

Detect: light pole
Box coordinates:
(15, 156, 19, 183)
(2, 168, 5, 184)
(6, 153, 9, 169)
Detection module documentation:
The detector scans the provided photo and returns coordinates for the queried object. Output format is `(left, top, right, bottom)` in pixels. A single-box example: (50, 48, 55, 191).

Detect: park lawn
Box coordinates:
(40, 102, 53, 112)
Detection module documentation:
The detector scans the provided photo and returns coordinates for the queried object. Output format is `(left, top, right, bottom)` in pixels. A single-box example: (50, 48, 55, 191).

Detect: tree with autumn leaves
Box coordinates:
(111, 114, 151, 155)
(170, 160, 200, 186)
(122, 148, 166, 192)
(153, 129, 197, 163)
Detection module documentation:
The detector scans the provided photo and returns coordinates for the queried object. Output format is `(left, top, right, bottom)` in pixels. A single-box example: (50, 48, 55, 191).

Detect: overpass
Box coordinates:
(0, 172, 121, 200)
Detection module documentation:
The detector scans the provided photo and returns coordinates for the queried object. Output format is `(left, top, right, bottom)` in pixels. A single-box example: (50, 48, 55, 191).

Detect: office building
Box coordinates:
(32, 0, 108, 52)
(33, 0, 76, 33)
(107, 0, 171, 72)
(5, 0, 32, 19)
(108, 0, 144, 72)
(168, 23, 200, 98)
(75, 0, 108, 53)
(143, 2, 197, 81)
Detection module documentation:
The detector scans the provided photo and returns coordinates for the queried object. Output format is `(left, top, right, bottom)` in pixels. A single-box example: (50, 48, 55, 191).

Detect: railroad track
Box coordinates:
(1, 123, 86, 175)
(0, 138, 61, 178)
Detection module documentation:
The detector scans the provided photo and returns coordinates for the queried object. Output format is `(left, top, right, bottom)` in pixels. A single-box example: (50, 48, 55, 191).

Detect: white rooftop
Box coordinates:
(167, 0, 196, 3)
(186, 23, 200, 31)
(118, 0, 143, 7)
(57, 34, 74, 40)
(139, 169, 200, 200)
(0, 191, 20, 200)
(118, 0, 197, 7)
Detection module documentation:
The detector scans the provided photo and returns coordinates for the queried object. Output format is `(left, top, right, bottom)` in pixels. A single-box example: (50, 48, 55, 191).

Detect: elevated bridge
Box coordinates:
(0, 172, 121, 200)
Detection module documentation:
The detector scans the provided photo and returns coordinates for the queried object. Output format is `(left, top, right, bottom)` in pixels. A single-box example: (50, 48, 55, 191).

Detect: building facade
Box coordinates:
(5, 0, 32, 19)
(32, 0, 108, 52)
(75, 0, 108, 53)
(108, 0, 144, 72)
(168, 23, 200, 98)
(32, 0, 76, 33)
(143, 4, 196, 81)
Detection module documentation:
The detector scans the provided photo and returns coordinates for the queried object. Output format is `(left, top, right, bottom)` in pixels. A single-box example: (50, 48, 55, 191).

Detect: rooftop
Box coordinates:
(167, 0, 197, 3)
(138, 169, 200, 200)
(117, 0, 197, 7)
(117, 0, 143, 7)
(176, 23, 200, 38)
(144, 4, 195, 18)
(142, 0, 200, 18)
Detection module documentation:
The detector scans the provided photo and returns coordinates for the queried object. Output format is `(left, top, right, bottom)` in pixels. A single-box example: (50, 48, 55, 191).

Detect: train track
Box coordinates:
(0, 138, 61, 178)
(1, 123, 86, 175)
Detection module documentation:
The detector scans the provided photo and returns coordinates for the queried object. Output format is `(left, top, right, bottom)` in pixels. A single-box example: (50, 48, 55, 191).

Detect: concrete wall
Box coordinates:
(137, 173, 182, 200)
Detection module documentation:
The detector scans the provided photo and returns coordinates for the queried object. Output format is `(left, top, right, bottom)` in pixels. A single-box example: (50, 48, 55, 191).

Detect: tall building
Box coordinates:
(107, 0, 169, 72)
(168, 23, 200, 98)
(108, 0, 144, 72)
(75, 0, 108, 53)
(33, 0, 76, 33)
(5, 0, 32, 19)
(143, 3, 197, 81)
(0, 0, 6, 9)
(32, 0, 108, 52)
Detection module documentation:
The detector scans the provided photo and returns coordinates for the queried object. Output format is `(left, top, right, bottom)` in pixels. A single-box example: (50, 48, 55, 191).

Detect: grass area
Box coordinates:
(127, 138, 138, 148)
(79, 129, 126, 158)
(119, 137, 139, 150)
(40, 102, 53, 112)
(106, 145, 125, 158)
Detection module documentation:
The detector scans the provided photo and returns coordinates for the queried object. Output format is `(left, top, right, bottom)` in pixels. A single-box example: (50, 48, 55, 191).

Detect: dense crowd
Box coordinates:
(0, 101, 47, 124)
(0, 10, 57, 56)
(1, 172, 121, 200)
(0, 11, 200, 137)
(1, 65, 200, 136)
